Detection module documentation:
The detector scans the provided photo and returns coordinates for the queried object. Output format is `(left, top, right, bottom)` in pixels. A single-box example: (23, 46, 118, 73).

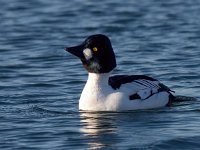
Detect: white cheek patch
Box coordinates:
(83, 48, 93, 60)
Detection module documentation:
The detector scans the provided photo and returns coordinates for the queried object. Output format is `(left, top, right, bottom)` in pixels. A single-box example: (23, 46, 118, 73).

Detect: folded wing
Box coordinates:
(109, 75, 174, 100)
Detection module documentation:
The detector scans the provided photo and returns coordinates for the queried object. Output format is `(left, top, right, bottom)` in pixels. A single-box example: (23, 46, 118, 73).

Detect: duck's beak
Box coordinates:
(65, 43, 85, 60)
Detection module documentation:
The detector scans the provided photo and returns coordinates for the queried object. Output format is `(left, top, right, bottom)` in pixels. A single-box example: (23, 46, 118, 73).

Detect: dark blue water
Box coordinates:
(1, 0, 200, 149)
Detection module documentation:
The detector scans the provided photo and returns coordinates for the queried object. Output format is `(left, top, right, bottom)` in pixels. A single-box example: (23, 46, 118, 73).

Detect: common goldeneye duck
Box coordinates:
(65, 34, 175, 111)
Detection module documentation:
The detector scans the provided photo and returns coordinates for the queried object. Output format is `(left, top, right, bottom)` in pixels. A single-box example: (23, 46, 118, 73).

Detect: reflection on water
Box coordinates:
(80, 112, 120, 149)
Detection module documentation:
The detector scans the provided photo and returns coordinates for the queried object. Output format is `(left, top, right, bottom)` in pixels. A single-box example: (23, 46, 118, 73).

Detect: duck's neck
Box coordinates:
(79, 72, 112, 111)
(87, 72, 111, 87)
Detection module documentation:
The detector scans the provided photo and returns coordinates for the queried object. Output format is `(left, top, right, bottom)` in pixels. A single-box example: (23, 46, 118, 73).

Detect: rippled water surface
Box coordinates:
(1, 0, 200, 149)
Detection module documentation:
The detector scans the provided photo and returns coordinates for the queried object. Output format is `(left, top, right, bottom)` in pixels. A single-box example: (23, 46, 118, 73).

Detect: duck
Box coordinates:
(65, 34, 175, 111)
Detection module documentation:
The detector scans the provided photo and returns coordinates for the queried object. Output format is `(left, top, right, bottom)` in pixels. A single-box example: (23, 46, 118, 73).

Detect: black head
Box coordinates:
(65, 34, 116, 73)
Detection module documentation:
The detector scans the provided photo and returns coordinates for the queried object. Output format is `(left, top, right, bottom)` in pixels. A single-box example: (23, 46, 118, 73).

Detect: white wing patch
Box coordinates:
(123, 79, 163, 100)
(136, 80, 160, 99)
(109, 75, 172, 101)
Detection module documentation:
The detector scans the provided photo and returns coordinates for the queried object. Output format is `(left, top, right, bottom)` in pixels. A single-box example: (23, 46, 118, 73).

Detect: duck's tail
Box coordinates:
(174, 95, 197, 102)
(167, 94, 197, 106)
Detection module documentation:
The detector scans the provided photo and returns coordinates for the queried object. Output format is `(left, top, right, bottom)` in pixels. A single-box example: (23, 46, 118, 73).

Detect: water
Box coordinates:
(1, 0, 200, 149)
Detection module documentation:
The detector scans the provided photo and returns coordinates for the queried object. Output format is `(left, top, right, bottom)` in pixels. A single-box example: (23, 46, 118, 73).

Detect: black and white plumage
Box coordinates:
(65, 34, 175, 111)
(109, 75, 174, 100)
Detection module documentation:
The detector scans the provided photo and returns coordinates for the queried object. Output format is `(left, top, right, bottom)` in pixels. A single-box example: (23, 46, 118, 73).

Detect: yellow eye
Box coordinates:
(93, 47, 98, 52)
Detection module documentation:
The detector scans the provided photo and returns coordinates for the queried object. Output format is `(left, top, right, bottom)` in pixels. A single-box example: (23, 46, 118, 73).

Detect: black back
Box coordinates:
(109, 75, 157, 90)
